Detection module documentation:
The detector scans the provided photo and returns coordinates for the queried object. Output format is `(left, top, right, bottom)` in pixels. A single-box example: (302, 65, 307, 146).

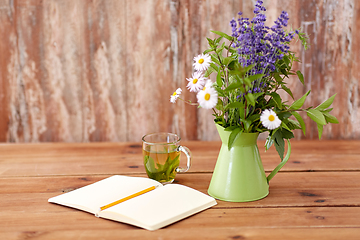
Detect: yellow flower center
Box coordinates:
(203, 87, 206, 91)
(204, 93, 211, 101)
(198, 58, 204, 64)
(193, 78, 198, 84)
(268, 115, 275, 121)
(172, 92, 177, 96)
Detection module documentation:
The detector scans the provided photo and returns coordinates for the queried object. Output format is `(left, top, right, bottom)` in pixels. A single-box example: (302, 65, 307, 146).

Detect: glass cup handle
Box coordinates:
(176, 146, 192, 173)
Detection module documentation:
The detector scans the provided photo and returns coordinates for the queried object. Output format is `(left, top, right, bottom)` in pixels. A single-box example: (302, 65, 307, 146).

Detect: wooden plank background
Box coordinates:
(0, 0, 358, 142)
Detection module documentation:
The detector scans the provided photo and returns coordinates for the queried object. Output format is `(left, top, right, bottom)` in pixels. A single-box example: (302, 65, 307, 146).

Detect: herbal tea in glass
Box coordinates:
(142, 133, 191, 184)
(143, 149, 180, 183)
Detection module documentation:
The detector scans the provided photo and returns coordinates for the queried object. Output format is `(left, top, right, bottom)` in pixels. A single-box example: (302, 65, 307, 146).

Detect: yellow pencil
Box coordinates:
(100, 185, 157, 211)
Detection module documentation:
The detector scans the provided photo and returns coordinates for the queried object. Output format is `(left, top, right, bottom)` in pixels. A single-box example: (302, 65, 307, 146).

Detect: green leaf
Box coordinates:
(204, 63, 218, 78)
(247, 74, 264, 82)
(166, 154, 180, 177)
(224, 44, 237, 53)
(281, 84, 294, 99)
(247, 113, 260, 122)
(242, 119, 252, 132)
(307, 109, 326, 125)
(323, 108, 333, 113)
(280, 67, 289, 77)
(285, 118, 301, 130)
(224, 82, 241, 91)
(241, 64, 256, 77)
(215, 44, 225, 54)
(280, 127, 295, 139)
(215, 97, 224, 111)
(289, 90, 310, 110)
(210, 54, 221, 66)
(243, 77, 252, 87)
(296, 70, 305, 85)
(274, 131, 285, 161)
(228, 128, 242, 150)
(252, 92, 264, 100)
(209, 62, 219, 71)
(323, 112, 339, 124)
(270, 92, 282, 108)
(223, 56, 234, 67)
(274, 73, 283, 83)
(215, 36, 223, 44)
(245, 93, 255, 106)
(228, 60, 240, 71)
(204, 67, 215, 78)
(225, 101, 244, 110)
(203, 49, 213, 54)
(214, 85, 224, 94)
(291, 111, 306, 135)
(224, 126, 238, 131)
(144, 155, 157, 173)
(283, 55, 290, 69)
(210, 30, 233, 41)
(315, 94, 337, 110)
(160, 156, 171, 172)
(206, 38, 216, 48)
(216, 71, 223, 87)
(317, 123, 323, 139)
(281, 122, 292, 132)
(265, 135, 274, 151)
(239, 106, 245, 120)
(277, 112, 292, 120)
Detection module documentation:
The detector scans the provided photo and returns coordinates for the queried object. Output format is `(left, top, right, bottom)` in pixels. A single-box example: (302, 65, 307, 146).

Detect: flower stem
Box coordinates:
(178, 98, 199, 106)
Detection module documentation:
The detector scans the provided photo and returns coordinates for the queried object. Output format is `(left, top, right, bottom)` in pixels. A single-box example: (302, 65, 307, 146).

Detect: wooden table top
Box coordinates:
(0, 140, 359, 239)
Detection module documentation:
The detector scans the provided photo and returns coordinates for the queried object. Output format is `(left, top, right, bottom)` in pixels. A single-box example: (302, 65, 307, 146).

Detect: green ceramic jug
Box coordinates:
(208, 124, 291, 202)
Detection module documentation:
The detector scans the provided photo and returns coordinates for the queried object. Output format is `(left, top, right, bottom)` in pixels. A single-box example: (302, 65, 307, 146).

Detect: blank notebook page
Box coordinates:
(103, 184, 216, 228)
(49, 175, 160, 214)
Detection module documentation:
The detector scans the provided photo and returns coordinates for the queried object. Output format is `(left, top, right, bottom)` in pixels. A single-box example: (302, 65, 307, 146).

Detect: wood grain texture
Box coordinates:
(0, 140, 359, 177)
(1, 228, 358, 240)
(0, 141, 360, 239)
(1, 172, 360, 209)
(0, 0, 358, 142)
(2, 139, 360, 240)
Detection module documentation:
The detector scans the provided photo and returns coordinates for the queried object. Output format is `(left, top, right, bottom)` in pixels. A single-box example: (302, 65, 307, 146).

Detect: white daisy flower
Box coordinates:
(186, 72, 206, 92)
(193, 53, 212, 71)
(197, 86, 218, 109)
(260, 109, 281, 130)
(170, 88, 182, 103)
(203, 79, 214, 90)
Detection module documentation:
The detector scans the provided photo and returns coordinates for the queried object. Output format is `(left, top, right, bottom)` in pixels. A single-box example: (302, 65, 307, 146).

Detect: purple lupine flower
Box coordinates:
(230, 0, 295, 81)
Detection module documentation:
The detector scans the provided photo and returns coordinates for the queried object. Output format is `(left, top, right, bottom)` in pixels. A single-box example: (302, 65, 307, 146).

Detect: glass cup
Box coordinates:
(142, 133, 192, 184)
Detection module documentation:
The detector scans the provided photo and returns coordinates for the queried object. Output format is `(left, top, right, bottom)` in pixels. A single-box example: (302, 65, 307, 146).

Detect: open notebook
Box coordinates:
(48, 175, 217, 231)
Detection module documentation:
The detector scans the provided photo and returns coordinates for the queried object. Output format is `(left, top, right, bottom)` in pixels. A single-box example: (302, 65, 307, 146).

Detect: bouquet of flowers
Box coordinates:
(170, 1, 338, 159)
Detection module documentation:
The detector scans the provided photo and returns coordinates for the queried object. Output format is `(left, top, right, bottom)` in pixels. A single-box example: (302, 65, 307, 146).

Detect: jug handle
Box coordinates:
(267, 139, 291, 183)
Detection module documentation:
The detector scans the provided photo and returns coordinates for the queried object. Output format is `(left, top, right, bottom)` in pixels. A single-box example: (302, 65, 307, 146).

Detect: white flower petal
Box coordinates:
(186, 72, 206, 92)
(260, 109, 281, 130)
(170, 88, 182, 103)
(197, 87, 218, 109)
(202, 79, 212, 88)
(193, 53, 212, 72)
(170, 95, 177, 103)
